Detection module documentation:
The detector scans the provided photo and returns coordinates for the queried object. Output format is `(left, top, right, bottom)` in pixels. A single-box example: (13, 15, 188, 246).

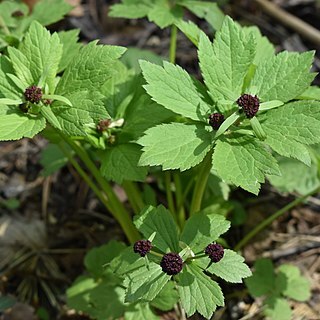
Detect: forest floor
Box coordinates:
(0, 0, 320, 319)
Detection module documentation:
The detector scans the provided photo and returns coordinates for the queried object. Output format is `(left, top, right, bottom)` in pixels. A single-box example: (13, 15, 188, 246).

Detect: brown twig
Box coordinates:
(254, 0, 320, 46)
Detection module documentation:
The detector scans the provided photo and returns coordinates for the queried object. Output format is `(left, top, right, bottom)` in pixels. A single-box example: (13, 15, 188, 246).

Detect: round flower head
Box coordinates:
(133, 240, 152, 257)
(160, 252, 183, 275)
(24, 85, 43, 104)
(237, 94, 260, 118)
(209, 113, 225, 130)
(96, 119, 111, 132)
(205, 243, 224, 263)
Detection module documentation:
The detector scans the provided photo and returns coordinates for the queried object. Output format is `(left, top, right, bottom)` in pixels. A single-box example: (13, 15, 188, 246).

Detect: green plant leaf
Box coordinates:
(124, 262, 171, 303)
(100, 143, 147, 184)
(177, 264, 224, 319)
(264, 297, 292, 320)
(140, 60, 208, 121)
(134, 205, 179, 253)
(57, 29, 82, 72)
(205, 249, 251, 283)
(298, 85, 320, 100)
(84, 241, 126, 278)
(40, 143, 68, 176)
(262, 101, 320, 165)
(138, 123, 213, 171)
(180, 212, 230, 253)
(125, 303, 159, 320)
(40, 104, 62, 129)
(0, 55, 21, 99)
(198, 17, 255, 107)
(212, 135, 280, 194)
(245, 258, 275, 297)
(30, 0, 73, 27)
(250, 51, 315, 102)
(109, 0, 151, 19)
(0, 112, 46, 140)
(277, 264, 311, 302)
(20, 21, 62, 92)
(175, 20, 201, 47)
(151, 281, 179, 311)
(268, 156, 320, 194)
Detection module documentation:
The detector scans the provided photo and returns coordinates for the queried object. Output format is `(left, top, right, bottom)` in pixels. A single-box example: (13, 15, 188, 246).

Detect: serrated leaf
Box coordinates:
(134, 205, 179, 253)
(212, 135, 280, 194)
(250, 51, 315, 102)
(268, 156, 320, 194)
(124, 262, 170, 303)
(205, 249, 251, 283)
(139, 123, 213, 171)
(40, 143, 68, 176)
(277, 264, 311, 302)
(125, 303, 159, 320)
(198, 17, 256, 107)
(140, 60, 208, 121)
(245, 258, 275, 297)
(176, 20, 201, 46)
(30, 0, 72, 26)
(40, 104, 62, 129)
(0, 112, 46, 141)
(151, 281, 179, 311)
(181, 1, 224, 31)
(180, 212, 230, 253)
(100, 143, 147, 184)
(84, 241, 126, 278)
(264, 297, 292, 320)
(177, 264, 224, 319)
(109, 0, 151, 19)
(147, 2, 183, 29)
(20, 21, 62, 92)
(262, 101, 320, 165)
(56, 41, 126, 95)
(298, 86, 320, 100)
(57, 29, 82, 72)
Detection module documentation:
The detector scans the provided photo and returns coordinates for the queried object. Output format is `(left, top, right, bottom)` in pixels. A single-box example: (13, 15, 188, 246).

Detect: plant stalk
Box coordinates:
(122, 181, 145, 214)
(165, 171, 176, 216)
(169, 24, 178, 64)
(190, 151, 213, 215)
(234, 187, 320, 251)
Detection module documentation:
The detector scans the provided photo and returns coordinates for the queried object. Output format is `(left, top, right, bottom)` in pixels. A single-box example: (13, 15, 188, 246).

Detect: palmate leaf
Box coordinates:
(177, 264, 224, 319)
(198, 16, 256, 106)
(262, 101, 320, 165)
(180, 211, 230, 253)
(249, 51, 315, 102)
(140, 60, 208, 121)
(138, 123, 213, 171)
(212, 135, 280, 194)
(134, 205, 179, 253)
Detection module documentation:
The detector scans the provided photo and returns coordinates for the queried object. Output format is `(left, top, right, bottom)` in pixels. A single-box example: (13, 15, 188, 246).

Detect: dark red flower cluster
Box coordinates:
(205, 243, 224, 263)
(209, 113, 225, 130)
(24, 85, 43, 104)
(133, 240, 152, 257)
(96, 119, 111, 132)
(237, 94, 260, 118)
(160, 252, 183, 275)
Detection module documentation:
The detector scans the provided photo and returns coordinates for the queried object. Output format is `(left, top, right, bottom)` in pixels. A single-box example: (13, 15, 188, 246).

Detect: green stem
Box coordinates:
(190, 152, 213, 215)
(169, 24, 178, 64)
(122, 181, 145, 214)
(234, 187, 320, 251)
(59, 134, 140, 243)
(173, 171, 186, 228)
(0, 15, 10, 35)
(165, 171, 176, 216)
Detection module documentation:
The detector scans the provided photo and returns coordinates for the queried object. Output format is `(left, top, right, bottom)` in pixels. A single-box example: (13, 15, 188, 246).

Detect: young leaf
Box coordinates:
(100, 143, 147, 184)
(140, 60, 208, 121)
(40, 104, 62, 130)
(180, 212, 230, 253)
(205, 249, 252, 283)
(277, 264, 311, 302)
(212, 135, 280, 194)
(138, 123, 213, 171)
(262, 101, 320, 165)
(175, 20, 201, 47)
(0, 112, 46, 140)
(264, 297, 292, 320)
(198, 17, 256, 106)
(177, 264, 224, 319)
(124, 262, 171, 303)
(249, 51, 315, 102)
(134, 205, 179, 253)
(245, 258, 275, 297)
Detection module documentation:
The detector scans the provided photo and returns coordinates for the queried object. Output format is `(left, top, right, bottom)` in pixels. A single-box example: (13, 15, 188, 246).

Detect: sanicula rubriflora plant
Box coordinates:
(0, 0, 318, 318)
